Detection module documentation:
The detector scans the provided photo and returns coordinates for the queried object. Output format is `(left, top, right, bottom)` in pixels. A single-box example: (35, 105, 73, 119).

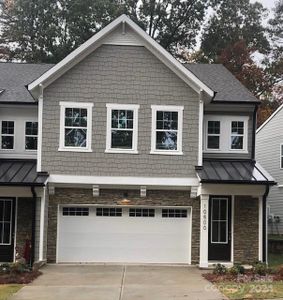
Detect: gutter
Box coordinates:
(263, 185, 269, 263)
(252, 104, 259, 160)
(30, 187, 37, 267)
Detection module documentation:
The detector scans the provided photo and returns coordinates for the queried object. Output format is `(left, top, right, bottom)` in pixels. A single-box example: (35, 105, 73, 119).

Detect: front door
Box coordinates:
(208, 196, 231, 261)
(0, 198, 15, 262)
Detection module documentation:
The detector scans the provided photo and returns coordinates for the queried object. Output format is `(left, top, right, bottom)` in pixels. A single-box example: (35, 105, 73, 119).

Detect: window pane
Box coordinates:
(111, 130, 133, 149)
(212, 221, 219, 242)
(219, 221, 227, 242)
(3, 201, 11, 222)
(208, 121, 220, 134)
(112, 109, 134, 129)
(65, 128, 87, 147)
(156, 131, 177, 150)
(281, 145, 283, 168)
(3, 223, 10, 244)
(231, 136, 243, 149)
(1, 121, 14, 134)
(207, 136, 219, 149)
(25, 137, 38, 150)
(1, 136, 14, 149)
(220, 200, 227, 220)
(212, 199, 220, 220)
(156, 111, 178, 130)
(25, 122, 38, 135)
(65, 108, 87, 127)
(231, 121, 244, 134)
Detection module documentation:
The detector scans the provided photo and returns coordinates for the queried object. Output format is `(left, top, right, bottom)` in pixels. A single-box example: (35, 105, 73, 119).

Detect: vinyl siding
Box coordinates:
(256, 107, 283, 233)
(42, 45, 199, 177)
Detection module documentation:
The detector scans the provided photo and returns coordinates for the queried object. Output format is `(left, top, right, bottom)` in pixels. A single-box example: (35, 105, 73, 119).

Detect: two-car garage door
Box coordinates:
(57, 206, 191, 264)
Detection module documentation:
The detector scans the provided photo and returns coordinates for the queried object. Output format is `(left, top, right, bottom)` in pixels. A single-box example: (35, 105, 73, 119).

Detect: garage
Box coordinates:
(57, 206, 191, 264)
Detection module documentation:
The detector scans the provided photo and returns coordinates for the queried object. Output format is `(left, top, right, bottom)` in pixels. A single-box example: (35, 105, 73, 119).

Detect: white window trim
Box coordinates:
(150, 105, 184, 155)
(59, 101, 93, 152)
(105, 103, 140, 154)
(0, 120, 15, 151)
(280, 144, 283, 169)
(25, 121, 38, 152)
(204, 115, 249, 154)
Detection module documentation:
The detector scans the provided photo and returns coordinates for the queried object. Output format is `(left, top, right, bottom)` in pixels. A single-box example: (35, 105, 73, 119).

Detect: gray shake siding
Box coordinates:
(42, 45, 199, 177)
(256, 106, 283, 234)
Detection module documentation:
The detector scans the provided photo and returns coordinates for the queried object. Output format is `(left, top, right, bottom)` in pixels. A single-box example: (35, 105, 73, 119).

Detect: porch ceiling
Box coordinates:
(196, 159, 276, 185)
(0, 159, 48, 186)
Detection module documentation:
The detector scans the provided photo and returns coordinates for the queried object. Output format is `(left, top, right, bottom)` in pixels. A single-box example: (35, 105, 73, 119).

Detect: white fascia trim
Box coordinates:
(28, 15, 214, 98)
(198, 92, 204, 166)
(49, 174, 199, 187)
(256, 103, 283, 134)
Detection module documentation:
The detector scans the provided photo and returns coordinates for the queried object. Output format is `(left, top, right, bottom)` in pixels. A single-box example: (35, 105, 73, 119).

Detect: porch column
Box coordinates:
(200, 194, 209, 268)
(39, 187, 46, 262)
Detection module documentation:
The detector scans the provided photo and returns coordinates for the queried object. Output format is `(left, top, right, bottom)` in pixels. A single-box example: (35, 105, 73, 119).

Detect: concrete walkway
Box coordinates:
(10, 264, 226, 300)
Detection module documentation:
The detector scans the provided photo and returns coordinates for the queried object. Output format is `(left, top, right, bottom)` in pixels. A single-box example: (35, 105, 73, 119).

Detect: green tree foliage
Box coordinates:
(0, 0, 211, 63)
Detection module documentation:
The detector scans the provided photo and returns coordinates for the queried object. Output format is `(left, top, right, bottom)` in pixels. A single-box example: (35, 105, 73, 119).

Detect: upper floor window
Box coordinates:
(204, 116, 248, 153)
(106, 104, 139, 154)
(25, 122, 38, 150)
(59, 102, 93, 152)
(281, 144, 283, 169)
(1, 121, 14, 150)
(151, 105, 183, 155)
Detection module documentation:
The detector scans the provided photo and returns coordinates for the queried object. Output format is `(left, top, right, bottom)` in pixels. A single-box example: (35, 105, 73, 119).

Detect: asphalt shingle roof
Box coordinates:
(185, 64, 259, 103)
(0, 62, 53, 103)
(0, 62, 258, 104)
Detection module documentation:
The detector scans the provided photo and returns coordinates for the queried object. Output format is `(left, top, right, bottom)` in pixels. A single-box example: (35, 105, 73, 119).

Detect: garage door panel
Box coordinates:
(58, 206, 190, 263)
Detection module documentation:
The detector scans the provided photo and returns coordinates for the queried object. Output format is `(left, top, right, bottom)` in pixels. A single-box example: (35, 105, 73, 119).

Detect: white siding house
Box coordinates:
(256, 104, 283, 234)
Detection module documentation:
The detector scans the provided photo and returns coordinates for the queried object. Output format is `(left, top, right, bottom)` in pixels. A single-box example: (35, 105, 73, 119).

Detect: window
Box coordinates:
(231, 121, 244, 150)
(62, 207, 89, 216)
(106, 104, 139, 153)
(207, 121, 220, 149)
(25, 122, 38, 150)
(96, 207, 122, 217)
(151, 105, 183, 155)
(211, 198, 228, 244)
(162, 209, 187, 218)
(281, 144, 283, 169)
(1, 121, 14, 150)
(204, 116, 248, 153)
(0, 199, 13, 245)
(129, 208, 155, 217)
(59, 102, 93, 152)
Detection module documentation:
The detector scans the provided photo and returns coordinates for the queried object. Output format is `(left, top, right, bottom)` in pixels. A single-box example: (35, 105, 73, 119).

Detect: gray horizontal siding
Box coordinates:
(42, 45, 199, 178)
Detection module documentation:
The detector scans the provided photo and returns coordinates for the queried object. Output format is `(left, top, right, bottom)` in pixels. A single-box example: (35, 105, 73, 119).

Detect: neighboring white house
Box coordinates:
(256, 104, 283, 234)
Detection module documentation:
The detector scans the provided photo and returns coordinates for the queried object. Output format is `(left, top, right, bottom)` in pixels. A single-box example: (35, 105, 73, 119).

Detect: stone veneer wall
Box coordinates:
(47, 188, 200, 264)
(234, 196, 259, 263)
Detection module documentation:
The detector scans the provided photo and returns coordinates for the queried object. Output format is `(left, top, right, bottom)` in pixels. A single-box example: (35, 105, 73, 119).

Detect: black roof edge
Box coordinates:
(0, 101, 37, 105)
(200, 179, 277, 185)
(0, 182, 46, 187)
(200, 158, 256, 163)
(210, 99, 261, 105)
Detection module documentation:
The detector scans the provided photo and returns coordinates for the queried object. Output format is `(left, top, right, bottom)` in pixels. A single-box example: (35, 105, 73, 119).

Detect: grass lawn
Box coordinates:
(217, 281, 283, 299)
(0, 285, 22, 300)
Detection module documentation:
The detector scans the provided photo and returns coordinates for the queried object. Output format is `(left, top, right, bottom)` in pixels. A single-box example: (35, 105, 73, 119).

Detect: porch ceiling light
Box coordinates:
(119, 192, 131, 205)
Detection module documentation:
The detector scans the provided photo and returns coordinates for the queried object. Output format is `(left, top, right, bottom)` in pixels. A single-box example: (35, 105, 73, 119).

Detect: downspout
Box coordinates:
(30, 187, 37, 267)
(263, 184, 269, 263)
(252, 104, 258, 160)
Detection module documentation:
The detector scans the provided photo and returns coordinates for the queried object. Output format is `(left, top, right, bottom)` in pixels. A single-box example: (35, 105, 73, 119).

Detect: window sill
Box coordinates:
(105, 149, 139, 154)
(150, 150, 183, 156)
(58, 148, 92, 153)
(204, 150, 248, 154)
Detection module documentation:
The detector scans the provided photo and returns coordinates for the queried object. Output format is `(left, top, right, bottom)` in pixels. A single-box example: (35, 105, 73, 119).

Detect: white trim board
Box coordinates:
(256, 104, 283, 134)
(48, 174, 199, 187)
(28, 15, 214, 99)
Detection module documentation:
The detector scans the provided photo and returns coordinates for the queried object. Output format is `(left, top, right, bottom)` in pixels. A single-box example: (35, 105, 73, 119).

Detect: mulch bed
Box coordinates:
(0, 270, 42, 284)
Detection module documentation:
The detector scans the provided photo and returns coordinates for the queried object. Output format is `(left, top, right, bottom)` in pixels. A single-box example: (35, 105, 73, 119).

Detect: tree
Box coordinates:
(0, 0, 212, 63)
(200, 0, 269, 62)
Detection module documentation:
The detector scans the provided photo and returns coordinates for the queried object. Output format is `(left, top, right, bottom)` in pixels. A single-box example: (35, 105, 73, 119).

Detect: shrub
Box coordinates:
(0, 263, 11, 274)
(10, 262, 30, 274)
(252, 261, 271, 276)
(229, 264, 245, 275)
(213, 263, 227, 275)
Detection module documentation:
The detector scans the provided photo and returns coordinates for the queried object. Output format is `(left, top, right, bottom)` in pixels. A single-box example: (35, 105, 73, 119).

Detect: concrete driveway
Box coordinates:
(10, 265, 225, 300)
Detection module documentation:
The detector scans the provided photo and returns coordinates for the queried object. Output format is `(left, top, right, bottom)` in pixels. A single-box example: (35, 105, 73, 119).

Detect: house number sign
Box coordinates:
(202, 203, 207, 231)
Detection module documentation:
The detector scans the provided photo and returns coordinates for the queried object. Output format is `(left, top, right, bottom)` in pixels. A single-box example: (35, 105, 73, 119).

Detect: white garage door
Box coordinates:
(57, 206, 191, 264)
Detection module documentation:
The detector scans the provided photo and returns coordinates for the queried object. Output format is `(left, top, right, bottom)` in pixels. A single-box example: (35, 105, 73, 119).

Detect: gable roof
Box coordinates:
(185, 64, 259, 103)
(256, 103, 283, 134)
(28, 14, 214, 99)
(0, 62, 53, 104)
